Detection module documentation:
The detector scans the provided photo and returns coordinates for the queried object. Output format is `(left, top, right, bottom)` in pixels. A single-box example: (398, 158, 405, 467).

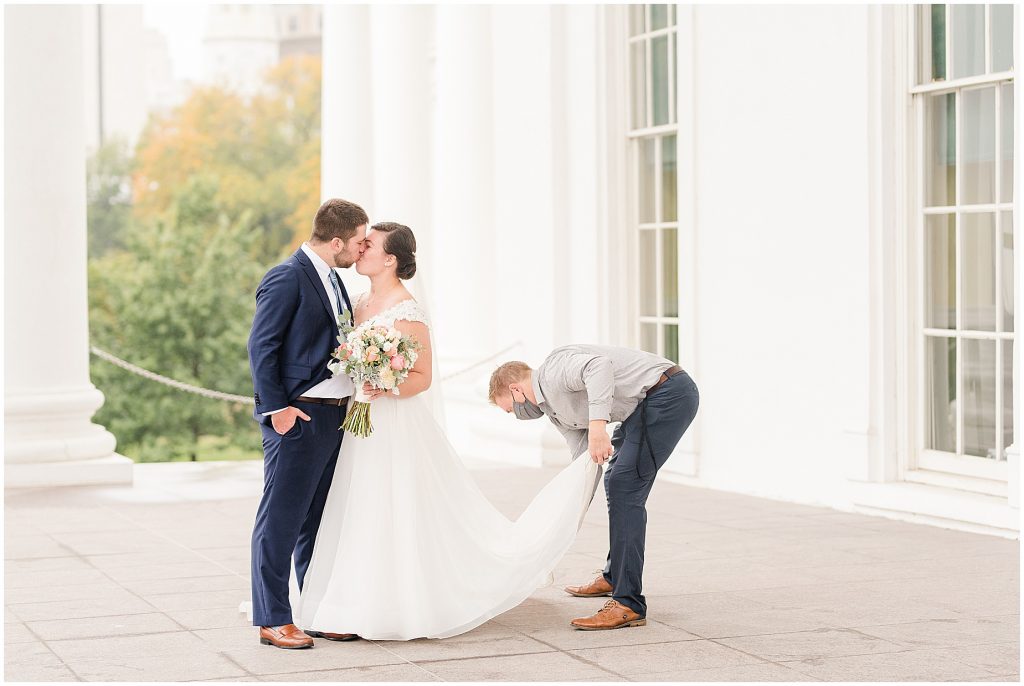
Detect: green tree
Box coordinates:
(133, 55, 322, 264)
(89, 176, 265, 461)
(87, 137, 134, 258)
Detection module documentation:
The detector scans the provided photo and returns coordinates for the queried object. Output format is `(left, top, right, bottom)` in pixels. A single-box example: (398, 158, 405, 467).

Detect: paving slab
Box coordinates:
(255, 662, 443, 681)
(570, 638, 764, 677)
(853, 615, 1020, 648)
(416, 650, 619, 681)
(780, 647, 1000, 681)
(3, 459, 1018, 682)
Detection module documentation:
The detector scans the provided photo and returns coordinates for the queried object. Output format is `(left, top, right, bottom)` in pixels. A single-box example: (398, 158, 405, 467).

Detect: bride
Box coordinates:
(292, 221, 601, 640)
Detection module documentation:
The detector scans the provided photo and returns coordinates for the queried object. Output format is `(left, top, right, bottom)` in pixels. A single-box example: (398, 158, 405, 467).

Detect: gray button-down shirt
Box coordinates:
(532, 344, 676, 458)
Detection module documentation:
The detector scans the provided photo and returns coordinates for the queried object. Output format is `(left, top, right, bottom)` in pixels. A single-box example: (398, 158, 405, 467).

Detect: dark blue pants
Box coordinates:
(601, 371, 699, 617)
(250, 400, 345, 627)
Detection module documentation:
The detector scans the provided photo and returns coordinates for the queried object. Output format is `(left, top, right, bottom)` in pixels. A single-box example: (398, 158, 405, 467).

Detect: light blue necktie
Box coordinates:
(328, 270, 349, 324)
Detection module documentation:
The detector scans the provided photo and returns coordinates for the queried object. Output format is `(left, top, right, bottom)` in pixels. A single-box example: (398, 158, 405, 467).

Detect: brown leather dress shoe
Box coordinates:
(259, 624, 314, 649)
(564, 574, 613, 598)
(571, 599, 646, 630)
(306, 630, 360, 642)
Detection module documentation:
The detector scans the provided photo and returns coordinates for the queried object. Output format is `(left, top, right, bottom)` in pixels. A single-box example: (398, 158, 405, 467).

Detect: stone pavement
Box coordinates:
(4, 460, 1019, 682)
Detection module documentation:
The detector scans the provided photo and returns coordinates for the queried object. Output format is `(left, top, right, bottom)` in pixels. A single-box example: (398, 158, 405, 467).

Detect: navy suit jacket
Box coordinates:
(248, 248, 353, 418)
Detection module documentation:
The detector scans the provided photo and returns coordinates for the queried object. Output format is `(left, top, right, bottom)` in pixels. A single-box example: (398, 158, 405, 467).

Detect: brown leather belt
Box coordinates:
(646, 365, 684, 397)
(294, 396, 347, 406)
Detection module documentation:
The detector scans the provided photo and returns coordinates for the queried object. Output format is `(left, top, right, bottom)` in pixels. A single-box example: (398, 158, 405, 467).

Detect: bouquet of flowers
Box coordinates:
(328, 318, 421, 437)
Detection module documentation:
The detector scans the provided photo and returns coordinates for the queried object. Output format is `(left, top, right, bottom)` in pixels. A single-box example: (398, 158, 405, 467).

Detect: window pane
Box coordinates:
(650, 4, 668, 31)
(651, 35, 669, 127)
(662, 134, 677, 222)
(1003, 339, 1014, 458)
(918, 4, 947, 83)
(1001, 211, 1014, 331)
(961, 87, 996, 205)
(991, 4, 1014, 72)
(629, 4, 645, 36)
(925, 93, 956, 207)
(1001, 83, 1013, 203)
(640, 229, 657, 316)
(962, 212, 996, 331)
(640, 322, 658, 355)
(663, 324, 679, 364)
(951, 4, 985, 79)
(925, 213, 956, 329)
(631, 41, 647, 131)
(963, 338, 996, 458)
(672, 32, 677, 122)
(662, 228, 678, 317)
(639, 137, 656, 223)
(926, 335, 957, 453)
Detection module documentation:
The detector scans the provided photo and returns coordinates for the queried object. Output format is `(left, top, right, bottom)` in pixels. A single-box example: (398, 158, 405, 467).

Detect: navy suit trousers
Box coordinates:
(250, 400, 345, 626)
(601, 371, 699, 616)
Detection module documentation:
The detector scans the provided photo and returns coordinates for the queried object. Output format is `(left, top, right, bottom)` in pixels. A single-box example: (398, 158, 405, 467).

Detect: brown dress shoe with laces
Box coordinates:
(259, 624, 314, 649)
(571, 599, 646, 630)
(564, 574, 613, 598)
(306, 630, 360, 642)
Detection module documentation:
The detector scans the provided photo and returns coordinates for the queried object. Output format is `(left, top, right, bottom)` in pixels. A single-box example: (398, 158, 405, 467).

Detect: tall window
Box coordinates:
(629, 5, 679, 363)
(914, 5, 1015, 477)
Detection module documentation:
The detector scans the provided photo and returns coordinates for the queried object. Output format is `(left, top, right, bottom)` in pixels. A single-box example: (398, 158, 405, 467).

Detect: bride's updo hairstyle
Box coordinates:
(371, 222, 417, 280)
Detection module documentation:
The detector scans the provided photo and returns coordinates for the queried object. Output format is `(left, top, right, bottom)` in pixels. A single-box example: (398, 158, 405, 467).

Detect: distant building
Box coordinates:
(275, 5, 322, 59)
(202, 4, 322, 97)
(202, 5, 279, 97)
(144, 29, 189, 117)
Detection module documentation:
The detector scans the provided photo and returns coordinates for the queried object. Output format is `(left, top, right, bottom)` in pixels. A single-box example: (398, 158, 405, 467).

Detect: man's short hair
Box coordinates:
(488, 361, 532, 404)
(311, 198, 369, 243)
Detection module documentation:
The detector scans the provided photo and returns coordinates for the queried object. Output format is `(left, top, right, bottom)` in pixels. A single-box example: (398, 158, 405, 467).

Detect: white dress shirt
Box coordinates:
(263, 243, 354, 415)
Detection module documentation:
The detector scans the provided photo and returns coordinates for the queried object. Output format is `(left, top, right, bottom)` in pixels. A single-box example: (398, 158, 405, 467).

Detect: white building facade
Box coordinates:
(3, 4, 1018, 539)
(322, 4, 1021, 538)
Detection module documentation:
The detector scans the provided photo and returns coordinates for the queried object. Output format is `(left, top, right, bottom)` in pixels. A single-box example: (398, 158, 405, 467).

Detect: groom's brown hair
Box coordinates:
(311, 199, 369, 243)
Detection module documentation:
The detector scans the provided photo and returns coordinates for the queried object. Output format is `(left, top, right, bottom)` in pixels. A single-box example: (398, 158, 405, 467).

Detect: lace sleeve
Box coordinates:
(388, 299, 431, 327)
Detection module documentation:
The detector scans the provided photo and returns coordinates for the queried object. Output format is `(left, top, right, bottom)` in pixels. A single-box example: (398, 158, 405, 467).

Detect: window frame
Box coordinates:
(628, 4, 681, 363)
(910, 3, 1015, 487)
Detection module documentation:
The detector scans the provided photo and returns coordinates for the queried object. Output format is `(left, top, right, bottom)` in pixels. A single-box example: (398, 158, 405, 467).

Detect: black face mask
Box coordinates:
(511, 387, 544, 420)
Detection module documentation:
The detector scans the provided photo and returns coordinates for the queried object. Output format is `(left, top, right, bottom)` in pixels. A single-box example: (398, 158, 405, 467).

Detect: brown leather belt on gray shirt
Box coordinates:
(646, 365, 684, 397)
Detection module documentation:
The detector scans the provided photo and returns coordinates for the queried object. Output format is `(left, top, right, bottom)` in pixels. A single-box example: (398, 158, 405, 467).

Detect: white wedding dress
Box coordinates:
(289, 298, 601, 640)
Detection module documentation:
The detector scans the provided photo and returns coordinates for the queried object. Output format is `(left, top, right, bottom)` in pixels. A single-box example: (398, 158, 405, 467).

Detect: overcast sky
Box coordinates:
(143, 4, 208, 82)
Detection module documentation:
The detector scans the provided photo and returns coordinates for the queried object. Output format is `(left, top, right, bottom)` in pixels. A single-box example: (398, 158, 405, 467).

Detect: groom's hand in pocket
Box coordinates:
(272, 407, 311, 435)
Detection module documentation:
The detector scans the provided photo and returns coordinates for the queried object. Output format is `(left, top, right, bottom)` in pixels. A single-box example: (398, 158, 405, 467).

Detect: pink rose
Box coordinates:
(338, 347, 350, 359)
(366, 351, 379, 363)
(390, 355, 405, 370)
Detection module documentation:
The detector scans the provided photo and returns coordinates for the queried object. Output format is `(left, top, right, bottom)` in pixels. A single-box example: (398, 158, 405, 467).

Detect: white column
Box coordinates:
(368, 5, 434, 242)
(321, 4, 375, 297)
(433, 6, 496, 362)
(321, 4, 374, 207)
(4, 5, 132, 487)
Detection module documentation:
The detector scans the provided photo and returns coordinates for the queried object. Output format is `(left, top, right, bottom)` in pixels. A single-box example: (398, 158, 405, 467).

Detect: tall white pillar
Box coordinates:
(368, 6, 434, 238)
(4, 5, 132, 487)
(321, 4, 375, 297)
(321, 4, 374, 207)
(433, 6, 496, 363)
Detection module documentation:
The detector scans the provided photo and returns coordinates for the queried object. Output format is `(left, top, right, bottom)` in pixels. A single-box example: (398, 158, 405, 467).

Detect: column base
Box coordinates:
(6, 454, 133, 489)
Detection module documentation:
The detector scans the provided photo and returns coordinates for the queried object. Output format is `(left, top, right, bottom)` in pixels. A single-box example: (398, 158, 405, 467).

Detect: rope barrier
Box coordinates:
(89, 340, 524, 405)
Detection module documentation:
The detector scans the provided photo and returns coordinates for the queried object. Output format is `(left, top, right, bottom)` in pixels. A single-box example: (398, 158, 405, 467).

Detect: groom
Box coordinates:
(489, 345, 699, 630)
(248, 198, 366, 649)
